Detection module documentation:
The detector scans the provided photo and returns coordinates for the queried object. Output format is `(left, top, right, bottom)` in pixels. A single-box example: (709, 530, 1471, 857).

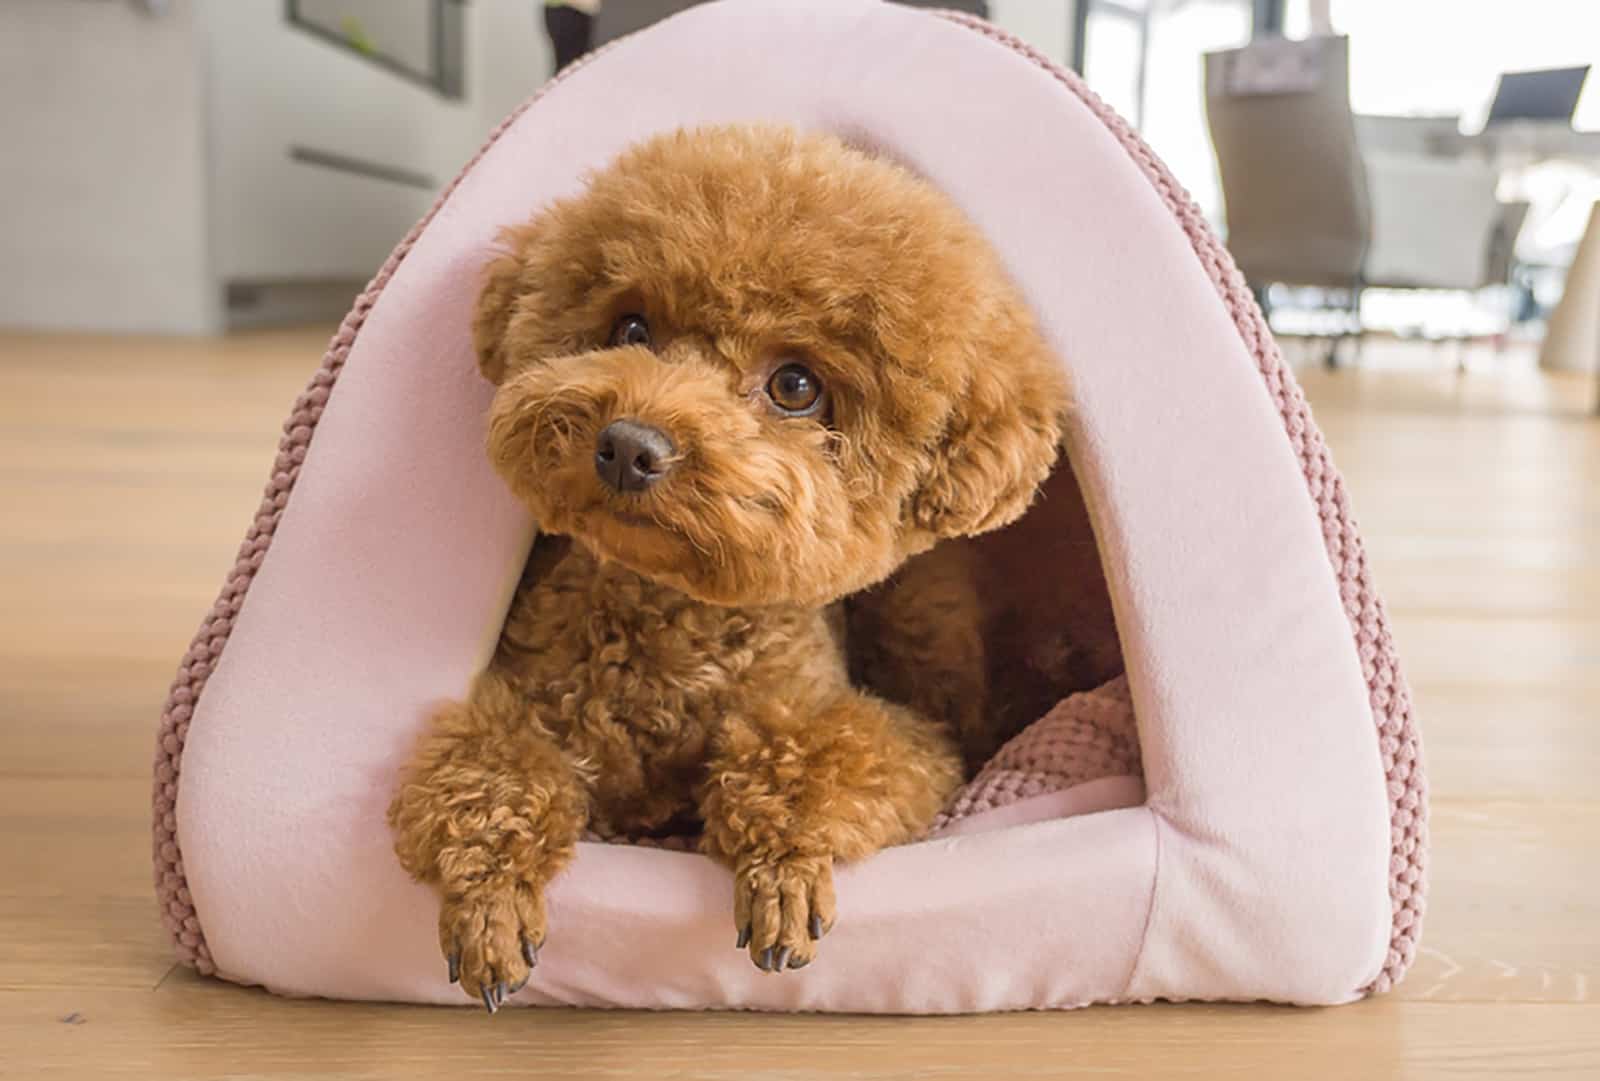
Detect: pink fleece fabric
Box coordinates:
(169, 0, 1399, 1010)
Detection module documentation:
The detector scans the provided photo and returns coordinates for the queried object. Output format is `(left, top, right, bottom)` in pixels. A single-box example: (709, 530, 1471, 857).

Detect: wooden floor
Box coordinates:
(2, 327, 1597, 1079)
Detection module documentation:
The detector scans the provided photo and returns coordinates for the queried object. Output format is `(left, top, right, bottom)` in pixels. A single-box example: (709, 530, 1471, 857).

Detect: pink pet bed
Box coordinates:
(152, 0, 1425, 1012)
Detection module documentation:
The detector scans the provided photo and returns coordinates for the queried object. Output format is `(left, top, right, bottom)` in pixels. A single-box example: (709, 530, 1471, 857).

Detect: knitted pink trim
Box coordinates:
(934, 13, 1426, 994)
(153, 14, 1425, 994)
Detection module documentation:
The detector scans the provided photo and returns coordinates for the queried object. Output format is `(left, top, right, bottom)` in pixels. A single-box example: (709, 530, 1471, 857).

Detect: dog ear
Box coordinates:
(472, 224, 539, 386)
(910, 338, 1069, 539)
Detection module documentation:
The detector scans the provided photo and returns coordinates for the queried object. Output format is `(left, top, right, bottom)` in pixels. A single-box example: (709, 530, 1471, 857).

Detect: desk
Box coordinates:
(1427, 122, 1600, 163)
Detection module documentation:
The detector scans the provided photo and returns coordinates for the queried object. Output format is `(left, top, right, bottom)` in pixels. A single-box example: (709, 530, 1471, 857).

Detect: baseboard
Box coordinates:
(223, 279, 366, 330)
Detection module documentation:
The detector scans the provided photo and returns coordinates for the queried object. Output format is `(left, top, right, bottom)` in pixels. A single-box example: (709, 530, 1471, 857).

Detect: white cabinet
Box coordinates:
(0, 0, 548, 334)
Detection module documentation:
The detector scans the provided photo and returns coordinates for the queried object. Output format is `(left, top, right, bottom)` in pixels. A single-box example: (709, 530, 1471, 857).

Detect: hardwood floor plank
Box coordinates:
(4, 989, 1598, 1081)
(2, 330, 1596, 1077)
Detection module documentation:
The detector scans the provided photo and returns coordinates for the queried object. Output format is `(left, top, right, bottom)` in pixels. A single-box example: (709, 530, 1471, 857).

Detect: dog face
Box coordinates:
(477, 125, 1068, 608)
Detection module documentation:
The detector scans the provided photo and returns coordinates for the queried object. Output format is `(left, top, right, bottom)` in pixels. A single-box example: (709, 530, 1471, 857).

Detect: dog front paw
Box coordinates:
(438, 881, 546, 1013)
(733, 854, 836, 973)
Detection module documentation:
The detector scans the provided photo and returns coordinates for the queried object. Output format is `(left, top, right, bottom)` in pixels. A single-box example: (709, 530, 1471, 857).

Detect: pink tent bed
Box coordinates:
(151, 0, 1425, 1012)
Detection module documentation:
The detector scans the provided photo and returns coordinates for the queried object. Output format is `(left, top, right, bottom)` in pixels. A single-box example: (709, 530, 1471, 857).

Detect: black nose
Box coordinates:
(595, 419, 675, 492)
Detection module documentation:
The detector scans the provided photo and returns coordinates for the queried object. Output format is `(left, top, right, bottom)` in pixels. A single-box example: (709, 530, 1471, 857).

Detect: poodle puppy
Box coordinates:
(386, 124, 1070, 1010)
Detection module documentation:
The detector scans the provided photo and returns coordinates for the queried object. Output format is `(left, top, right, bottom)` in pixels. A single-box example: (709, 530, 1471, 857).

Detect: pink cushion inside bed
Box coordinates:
(170, 0, 1405, 1011)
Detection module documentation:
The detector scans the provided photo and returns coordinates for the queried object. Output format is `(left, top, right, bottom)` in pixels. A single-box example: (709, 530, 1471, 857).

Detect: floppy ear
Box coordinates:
(910, 337, 1069, 539)
(471, 224, 539, 386)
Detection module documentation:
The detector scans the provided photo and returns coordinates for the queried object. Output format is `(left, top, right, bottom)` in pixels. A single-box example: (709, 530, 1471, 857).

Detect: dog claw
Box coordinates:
(789, 954, 810, 970)
(736, 925, 751, 950)
(809, 915, 824, 940)
(521, 936, 540, 969)
(447, 952, 461, 984)
(480, 987, 499, 1015)
(774, 947, 792, 972)
(757, 946, 776, 973)
(508, 973, 530, 996)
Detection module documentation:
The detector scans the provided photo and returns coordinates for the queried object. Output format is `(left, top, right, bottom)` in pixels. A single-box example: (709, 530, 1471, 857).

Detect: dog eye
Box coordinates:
(610, 314, 650, 349)
(765, 362, 824, 416)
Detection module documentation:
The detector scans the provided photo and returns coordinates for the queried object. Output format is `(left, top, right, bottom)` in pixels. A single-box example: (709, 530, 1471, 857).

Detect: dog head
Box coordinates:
(477, 125, 1069, 608)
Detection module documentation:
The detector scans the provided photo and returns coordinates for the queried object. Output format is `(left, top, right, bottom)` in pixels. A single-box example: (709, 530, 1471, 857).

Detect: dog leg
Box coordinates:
(846, 540, 992, 769)
(387, 669, 587, 1012)
(699, 691, 964, 972)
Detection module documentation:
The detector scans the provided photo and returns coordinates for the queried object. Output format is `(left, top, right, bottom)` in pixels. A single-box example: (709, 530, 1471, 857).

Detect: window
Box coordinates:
(1282, 0, 1600, 130)
(1078, 0, 1254, 224)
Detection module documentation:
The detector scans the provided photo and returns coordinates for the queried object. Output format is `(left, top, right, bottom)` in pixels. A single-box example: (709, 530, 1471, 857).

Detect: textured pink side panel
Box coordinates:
(148, 48, 614, 976)
(930, 676, 1138, 833)
(934, 13, 1427, 994)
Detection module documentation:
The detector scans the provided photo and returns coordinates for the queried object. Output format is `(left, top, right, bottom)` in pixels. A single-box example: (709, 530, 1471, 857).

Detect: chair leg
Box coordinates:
(1345, 281, 1364, 368)
(1325, 282, 1361, 371)
(1251, 283, 1273, 318)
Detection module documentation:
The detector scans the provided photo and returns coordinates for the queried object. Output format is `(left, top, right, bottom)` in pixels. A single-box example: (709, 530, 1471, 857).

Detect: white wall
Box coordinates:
(0, 0, 551, 335)
(468, 0, 557, 144)
(1, 0, 1059, 336)
(0, 0, 218, 334)
(988, 0, 1076, 71)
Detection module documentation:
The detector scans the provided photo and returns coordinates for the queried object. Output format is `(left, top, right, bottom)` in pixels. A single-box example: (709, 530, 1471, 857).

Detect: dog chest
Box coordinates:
(499, 544, 840, 745)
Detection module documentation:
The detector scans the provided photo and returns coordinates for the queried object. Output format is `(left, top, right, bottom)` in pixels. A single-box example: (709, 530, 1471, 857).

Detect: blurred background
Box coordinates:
(1, 4, 1597, 1074)
(4, 0, 1600, 384)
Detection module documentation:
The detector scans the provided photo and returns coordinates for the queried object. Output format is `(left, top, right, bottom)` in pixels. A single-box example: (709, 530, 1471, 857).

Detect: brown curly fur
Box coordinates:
(386, 125, 1071, 1006)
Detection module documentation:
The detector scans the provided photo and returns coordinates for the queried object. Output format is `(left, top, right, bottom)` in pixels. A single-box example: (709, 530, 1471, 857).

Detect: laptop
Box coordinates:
(1485, 65, 1590, 127)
